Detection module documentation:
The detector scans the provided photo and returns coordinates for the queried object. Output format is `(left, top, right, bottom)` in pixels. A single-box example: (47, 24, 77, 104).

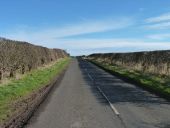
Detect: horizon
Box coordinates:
(1, 36, 170, 56)
(1, 0, 170, 55)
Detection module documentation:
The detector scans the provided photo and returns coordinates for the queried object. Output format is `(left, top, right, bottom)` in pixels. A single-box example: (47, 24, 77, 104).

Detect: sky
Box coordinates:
(1, 0, 170, 55)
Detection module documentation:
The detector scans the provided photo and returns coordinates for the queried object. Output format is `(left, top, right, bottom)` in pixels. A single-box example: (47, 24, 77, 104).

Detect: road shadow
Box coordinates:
(78, 58, 170, 106)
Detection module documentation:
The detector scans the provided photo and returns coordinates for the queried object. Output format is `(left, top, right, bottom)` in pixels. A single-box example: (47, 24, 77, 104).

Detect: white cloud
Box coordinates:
(145, 13, 170, 23)
(56, 38, 170, 55)
(2, 17, 133, 42)
(144, 12, 170, 29)
(58, 38, 170, 49)
(145, 22, 170, 29)
(147, 33, 170, 40)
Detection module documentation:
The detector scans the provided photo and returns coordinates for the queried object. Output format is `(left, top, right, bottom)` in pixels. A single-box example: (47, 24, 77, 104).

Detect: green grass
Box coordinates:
(0, 58, 70, 122)
(89, 59, 170, 99)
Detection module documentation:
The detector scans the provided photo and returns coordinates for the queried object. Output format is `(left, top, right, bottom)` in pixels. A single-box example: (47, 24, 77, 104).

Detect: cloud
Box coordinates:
(147, 33, 170, 40)
(2, 17, 133, 42)
(144, 22, 170, 29)
(144, 12, 170, 29)
(58, 38, 170, 49)
(145, 13, 170, 23)
(56, 38, 170, 55)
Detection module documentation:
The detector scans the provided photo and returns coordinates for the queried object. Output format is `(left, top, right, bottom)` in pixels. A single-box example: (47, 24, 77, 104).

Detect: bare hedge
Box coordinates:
(88, 50, 170, 76)
(0, 38, 69, 80)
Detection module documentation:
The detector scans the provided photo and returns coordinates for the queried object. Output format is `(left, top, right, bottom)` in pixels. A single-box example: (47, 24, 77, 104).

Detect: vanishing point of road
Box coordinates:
(25, 58, 170, 128)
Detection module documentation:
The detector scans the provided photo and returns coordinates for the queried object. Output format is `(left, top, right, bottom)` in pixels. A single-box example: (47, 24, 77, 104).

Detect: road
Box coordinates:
(25, 58, 170, 128)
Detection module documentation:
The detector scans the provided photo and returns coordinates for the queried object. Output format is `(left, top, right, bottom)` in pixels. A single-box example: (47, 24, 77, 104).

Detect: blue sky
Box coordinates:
(1, 0, 170, 55)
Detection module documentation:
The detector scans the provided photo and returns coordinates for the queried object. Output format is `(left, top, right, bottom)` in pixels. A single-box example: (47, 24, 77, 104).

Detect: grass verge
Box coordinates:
(88, 59, 170, 100)
(0, 58, 70, 122)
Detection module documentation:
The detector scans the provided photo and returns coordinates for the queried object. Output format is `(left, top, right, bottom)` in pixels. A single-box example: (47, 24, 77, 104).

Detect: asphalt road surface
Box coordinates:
(25, 58, 170, 128)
